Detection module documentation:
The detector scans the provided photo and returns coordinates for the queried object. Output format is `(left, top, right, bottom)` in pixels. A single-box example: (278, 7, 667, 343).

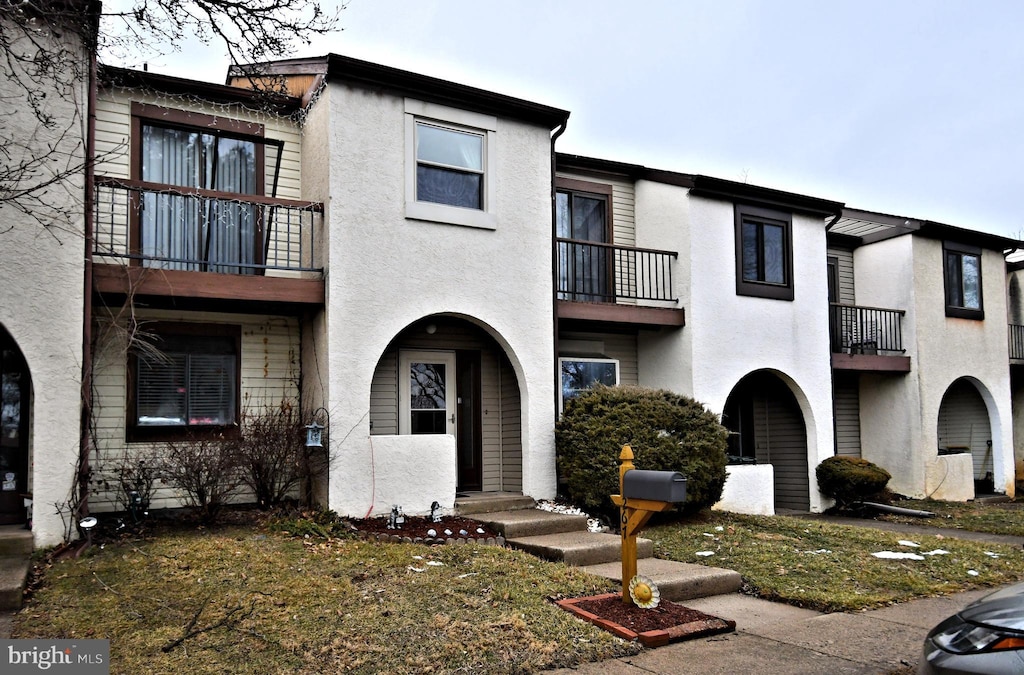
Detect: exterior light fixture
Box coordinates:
(305, 407, 329, 448)
(79, 516, 98, 546)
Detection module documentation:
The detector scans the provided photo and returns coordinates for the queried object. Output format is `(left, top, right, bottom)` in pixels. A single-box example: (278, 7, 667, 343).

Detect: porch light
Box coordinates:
(304, 407, 329, 448)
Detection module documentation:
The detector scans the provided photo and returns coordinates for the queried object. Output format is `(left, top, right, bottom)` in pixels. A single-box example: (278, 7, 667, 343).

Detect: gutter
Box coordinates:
(79, 6, 100, 522)
(550, 117, 569, 419)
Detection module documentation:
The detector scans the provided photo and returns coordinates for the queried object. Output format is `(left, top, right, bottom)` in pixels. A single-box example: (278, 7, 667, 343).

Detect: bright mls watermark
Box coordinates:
(1, 640, 109, 674)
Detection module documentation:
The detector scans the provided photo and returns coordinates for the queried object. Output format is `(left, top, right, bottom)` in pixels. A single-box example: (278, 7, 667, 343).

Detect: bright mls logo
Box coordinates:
(1, 640, 109, 674)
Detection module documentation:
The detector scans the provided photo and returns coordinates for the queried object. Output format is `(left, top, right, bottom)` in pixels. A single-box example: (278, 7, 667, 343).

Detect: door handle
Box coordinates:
(450, 414, 456, 424)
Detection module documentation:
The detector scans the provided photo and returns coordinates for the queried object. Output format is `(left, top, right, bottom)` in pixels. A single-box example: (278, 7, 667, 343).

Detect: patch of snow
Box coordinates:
(804, 549, 832, 555)
(427, 561, 444, 567)
(898, 540, 920, 548)
(695, 551, 715, 557)
(985, 552, 1001, 559)
(715, 526, 724, 532)
(968, 570, 980, 576)
(923, 550, 950, 556)
(407, 566, 425, 573)
(872, 551, 925, 560)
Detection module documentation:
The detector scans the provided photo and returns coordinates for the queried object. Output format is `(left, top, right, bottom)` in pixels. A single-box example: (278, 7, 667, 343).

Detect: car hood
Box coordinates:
(960, 582, 1024, 632)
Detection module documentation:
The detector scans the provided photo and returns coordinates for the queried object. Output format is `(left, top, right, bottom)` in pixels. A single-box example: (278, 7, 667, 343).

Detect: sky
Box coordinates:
(103, 0, 1024, 239)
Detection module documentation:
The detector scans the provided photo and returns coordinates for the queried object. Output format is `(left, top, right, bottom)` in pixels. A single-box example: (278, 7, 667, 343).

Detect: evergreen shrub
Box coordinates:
(555, 385, 729, 523)
(816, 456, 892, 507)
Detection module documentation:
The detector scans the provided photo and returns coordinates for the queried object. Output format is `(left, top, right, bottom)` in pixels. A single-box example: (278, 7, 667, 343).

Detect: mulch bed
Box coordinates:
(557, 592, 735, 647)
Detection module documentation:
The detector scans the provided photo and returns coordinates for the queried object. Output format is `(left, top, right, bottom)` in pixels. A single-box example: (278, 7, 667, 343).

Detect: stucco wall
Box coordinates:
(684, 195, 835, 512)
(364, 435, 458, 516)
(0, 22, 89, 546)
(713, 464, 775, 516)
(855, 235, 1014, 498)
(314, 83, 556, 517)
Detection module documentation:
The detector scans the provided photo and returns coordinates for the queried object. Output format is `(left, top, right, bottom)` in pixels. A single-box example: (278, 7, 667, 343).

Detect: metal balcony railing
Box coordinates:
(92, 177, 323, 274)
(556, 238, 677, 303)
(1010, 324, 1024, 360)
(829, 303, 905, 354)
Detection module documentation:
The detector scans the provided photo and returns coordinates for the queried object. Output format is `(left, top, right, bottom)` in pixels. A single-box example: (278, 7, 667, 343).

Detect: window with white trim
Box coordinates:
(559, 357, 619, 412)
(405, 100, 497, 230)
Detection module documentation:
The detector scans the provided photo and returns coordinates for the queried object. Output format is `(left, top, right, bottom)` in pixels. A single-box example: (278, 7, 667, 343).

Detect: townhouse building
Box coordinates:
(3, 44, 1022, 547)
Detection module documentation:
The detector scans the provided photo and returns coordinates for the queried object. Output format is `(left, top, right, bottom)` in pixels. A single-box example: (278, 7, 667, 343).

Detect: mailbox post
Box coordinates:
(610, 444, 687, 606)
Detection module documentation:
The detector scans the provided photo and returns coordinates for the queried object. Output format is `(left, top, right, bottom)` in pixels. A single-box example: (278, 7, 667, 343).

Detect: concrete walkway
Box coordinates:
(549, 515, 1024, 674)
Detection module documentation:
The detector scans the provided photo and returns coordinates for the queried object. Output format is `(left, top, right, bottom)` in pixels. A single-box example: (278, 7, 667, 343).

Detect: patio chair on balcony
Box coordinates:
(846, 320, 877, 354)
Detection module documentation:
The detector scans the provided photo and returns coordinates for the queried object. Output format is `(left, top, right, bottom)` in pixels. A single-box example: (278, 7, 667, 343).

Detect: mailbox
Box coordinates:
(622, 470, 687, 503)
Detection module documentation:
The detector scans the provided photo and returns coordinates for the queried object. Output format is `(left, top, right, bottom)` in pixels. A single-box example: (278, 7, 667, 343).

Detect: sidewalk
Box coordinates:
(549, 516, 1024, 674)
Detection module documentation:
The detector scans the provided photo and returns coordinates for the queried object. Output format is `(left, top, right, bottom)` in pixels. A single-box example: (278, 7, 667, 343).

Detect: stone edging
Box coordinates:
(358, 532, 506, 547)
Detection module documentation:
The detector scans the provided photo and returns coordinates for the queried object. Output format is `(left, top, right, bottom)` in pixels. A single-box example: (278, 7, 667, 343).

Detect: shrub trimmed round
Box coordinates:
(816, 456, 891, 507)
(555, 385, 728, 522)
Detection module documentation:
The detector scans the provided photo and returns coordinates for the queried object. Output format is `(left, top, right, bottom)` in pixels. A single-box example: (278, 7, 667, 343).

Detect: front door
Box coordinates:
(456, 351, 482, 491)
(0, 332, 29, 525)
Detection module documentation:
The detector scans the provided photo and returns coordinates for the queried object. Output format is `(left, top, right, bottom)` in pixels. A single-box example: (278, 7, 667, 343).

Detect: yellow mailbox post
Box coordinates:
(610, 444, 687, 606)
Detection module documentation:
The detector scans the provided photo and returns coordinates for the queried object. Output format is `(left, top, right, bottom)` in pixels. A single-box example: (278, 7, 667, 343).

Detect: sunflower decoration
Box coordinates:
(628, 574, 661, 609)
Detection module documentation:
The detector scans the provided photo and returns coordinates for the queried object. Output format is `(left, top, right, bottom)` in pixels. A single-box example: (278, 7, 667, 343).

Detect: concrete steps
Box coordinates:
(0, 528, 33, 611)
(581, 558, 742, 602)
(454, 493, 536, 515)
(475, 505, 741, 602)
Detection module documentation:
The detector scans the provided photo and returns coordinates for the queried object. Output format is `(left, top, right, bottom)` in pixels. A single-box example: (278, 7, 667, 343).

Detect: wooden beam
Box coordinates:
(831, 353, 911, 373)
(92, 264, 324, 306)
(557, 301, 685, 328)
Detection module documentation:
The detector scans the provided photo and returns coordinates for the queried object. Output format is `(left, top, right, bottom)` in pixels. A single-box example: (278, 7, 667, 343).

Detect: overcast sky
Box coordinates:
(105, 0, 1024, 239)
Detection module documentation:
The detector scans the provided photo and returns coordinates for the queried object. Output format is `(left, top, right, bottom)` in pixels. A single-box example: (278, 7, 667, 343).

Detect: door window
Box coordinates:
(400, 351, 456, 435)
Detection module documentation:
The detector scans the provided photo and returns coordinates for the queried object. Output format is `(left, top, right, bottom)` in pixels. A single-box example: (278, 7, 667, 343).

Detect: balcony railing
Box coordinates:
(556, 238, 677, 303)
(1010, 324, 1024, 360)
(829, 304, 905, 354)
(92, 177, 323, 274)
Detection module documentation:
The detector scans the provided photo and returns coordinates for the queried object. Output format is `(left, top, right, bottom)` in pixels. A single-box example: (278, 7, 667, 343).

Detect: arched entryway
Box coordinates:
(369, 316, 523, 494)
(938, 378, 993, 494)
(0, 325, 30, 525)
(722, 370, 809, 511)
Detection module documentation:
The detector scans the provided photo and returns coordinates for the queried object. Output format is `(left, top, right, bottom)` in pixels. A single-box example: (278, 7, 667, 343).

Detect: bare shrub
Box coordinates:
(161, 435, 241, 524)
(115, 448, 161, 522)
(229, 402, 310, 510)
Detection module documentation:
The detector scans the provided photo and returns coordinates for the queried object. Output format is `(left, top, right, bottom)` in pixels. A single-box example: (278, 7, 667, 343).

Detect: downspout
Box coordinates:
(79, 7, 100, 522)
(550, 118, 568, 418)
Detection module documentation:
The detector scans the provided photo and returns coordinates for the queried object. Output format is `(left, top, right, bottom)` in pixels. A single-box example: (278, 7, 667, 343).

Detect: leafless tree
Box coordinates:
(0, 0, 341, 235)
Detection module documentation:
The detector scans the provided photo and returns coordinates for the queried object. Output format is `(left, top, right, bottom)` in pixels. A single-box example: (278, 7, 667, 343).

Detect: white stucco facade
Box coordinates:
(304, 81, 558, 518)
(0, 20, 89, 546)
(853, 234, 1015, 499)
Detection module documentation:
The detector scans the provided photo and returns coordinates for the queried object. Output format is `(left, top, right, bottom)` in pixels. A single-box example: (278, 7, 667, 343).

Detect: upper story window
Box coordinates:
(405, 100, 497, 230)
(734, 204, 794, 301)
(132, 103, 266, 274)
(943, 241, 984, 320)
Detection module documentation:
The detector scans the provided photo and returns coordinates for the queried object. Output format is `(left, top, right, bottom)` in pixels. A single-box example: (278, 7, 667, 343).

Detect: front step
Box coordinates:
(0, 528, 33, 558)
(508, 530, 653, 567)
(475, 509, 588, 538)
(454, 494, 536, 515)
(581, 558, 742, 602)
(0, 557, 30, 611)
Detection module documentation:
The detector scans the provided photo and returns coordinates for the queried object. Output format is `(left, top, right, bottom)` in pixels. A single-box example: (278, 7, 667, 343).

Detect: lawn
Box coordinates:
(13, 524, 638, 674)
(647, 512, 1024, 612)
(877, 498, 1024, 536)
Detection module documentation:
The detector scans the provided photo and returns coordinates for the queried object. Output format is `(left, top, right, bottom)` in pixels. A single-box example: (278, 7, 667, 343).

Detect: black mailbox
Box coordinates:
(622, 470, 687, 503)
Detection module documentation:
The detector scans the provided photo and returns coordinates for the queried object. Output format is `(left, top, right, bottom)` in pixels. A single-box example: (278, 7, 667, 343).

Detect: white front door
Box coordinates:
(399, 350, 456, 435)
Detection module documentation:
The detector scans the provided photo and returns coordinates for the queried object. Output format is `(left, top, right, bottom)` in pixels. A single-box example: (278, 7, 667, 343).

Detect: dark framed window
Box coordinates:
(943, 242, 984, 320)
(130, 103, 266, 275)
(128, 323, 241, 441)
(558, 357, 619, 412)
(735, 204, 794, 300)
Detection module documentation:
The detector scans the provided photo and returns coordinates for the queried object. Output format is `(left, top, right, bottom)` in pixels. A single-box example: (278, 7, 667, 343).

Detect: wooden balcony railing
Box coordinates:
(829, 304, 905, 354)
(556, 238, 677, 303)
(92, 177, 323, 274)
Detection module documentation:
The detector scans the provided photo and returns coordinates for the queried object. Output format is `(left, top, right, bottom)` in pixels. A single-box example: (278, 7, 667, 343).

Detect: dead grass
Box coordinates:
(877, 498, 1024, 536)
(648, 512, 1024, 612)
(13, 526, 639, 674)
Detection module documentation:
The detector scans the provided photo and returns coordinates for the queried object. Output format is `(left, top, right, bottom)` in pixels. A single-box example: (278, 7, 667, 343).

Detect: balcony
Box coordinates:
(1010, 324, 1024, 362)
(555, 238, 684, 327)
(91, 177, 325, 307)
(829, 303, 910, 372)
